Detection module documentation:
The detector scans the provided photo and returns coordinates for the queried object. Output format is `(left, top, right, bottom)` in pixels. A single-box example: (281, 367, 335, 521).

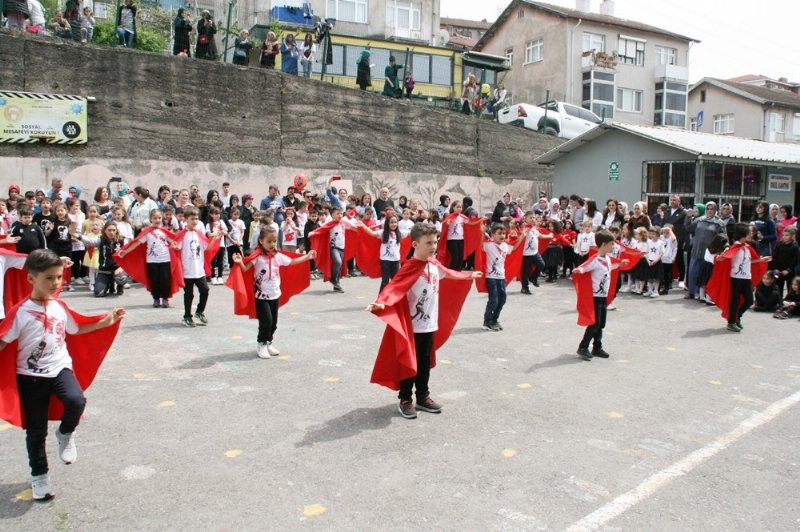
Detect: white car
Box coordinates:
(498, 101, 602, 139)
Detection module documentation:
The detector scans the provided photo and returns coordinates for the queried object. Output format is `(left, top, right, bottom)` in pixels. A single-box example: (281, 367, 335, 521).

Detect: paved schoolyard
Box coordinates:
(1, 273, 798, 531)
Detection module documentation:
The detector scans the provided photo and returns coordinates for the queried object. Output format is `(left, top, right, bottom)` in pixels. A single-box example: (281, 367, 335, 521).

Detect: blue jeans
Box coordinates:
(330, 246, 344, 284)
(687, 256, 701, 296)
(117, 28, 135, 48)
(484, 278, 507, 324)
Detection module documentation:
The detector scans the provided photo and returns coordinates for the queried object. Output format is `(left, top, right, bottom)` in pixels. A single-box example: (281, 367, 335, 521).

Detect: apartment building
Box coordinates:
(439, 17, 492, 51)
(688, 76, 800, 144)
(473, 0, 698, 126)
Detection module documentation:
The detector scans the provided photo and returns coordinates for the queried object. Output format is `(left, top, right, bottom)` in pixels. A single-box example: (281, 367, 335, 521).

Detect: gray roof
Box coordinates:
(475, 0, 699, 51)
(691, 78, 800, 111)
(536, 122, 800, 167)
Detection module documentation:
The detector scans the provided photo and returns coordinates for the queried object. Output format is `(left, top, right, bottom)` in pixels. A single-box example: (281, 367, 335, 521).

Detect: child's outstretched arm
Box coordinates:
(232, 252, 251, 271)
(76, 308, 126, 335)
(511, 228, 530, 252)
(117, 239, 142, 257)
(357, 220, 381, 238)
(289, 249, 316, 265)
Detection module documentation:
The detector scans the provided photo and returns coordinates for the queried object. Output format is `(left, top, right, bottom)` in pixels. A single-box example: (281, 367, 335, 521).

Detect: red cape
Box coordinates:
(1, 248, 29, 313)
(572, 254, 624, 326)
(308, 220, 358, 282)
(113, 227, 184, 297)
(606, 244, 644, 306)
(705, 243, 767, 321)
(172, 228, 223, 279)
(369, 257, 473, 390)
(225, 248, 310, 318)
(0, 298, 121, 428)
(354, 226, 411, 279)
(474, 239, 523, 292)
(436, 214, 484, 266)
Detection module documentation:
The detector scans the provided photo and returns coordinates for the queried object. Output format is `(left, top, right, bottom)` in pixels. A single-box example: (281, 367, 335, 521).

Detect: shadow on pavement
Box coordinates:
(176, 351, 259, 370)
(682, 327, 731, 338)
(526, 354, 587, 373)
(0, 482, 34, 518)
(295, 405, 394, 447)
(451, 327, 488, 336)
(122, 322, 188, 332)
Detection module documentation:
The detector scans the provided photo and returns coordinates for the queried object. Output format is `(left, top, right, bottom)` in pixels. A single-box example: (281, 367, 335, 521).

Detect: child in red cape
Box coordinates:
(572, 230, 629, 361)
(226, 225, 316, 358)
(0, 249, 124, 501)
(115, 209, 182, 308)
(706, 222, 771, 332)
(174, 206, 222, 328)
(307, 205, 358, 293)
(474, 223, 527, 331)
(437, 200, 484, 271)
(367, 223, 481, 419)
(356, 214, 411, 292)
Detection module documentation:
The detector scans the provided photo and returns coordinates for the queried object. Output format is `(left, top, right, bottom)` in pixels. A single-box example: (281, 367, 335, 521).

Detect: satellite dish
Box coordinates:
(438, 29, 450, 46)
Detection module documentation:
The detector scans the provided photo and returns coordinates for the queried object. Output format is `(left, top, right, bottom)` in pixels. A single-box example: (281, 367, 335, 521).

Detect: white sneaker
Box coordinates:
(256, 342, 270, 359)
(55, 428, 77, 464)
(619, 286, 630, 293)
(123, 283, 131, 289)
(217, 277, 224, 285)
(31, 474, 54, 500)
(678, 281, 686, 289)
(607, 303, 617, 310)
(650, 291, 659, 298)
(266, 342, 280, 356)
(73, 277, 86, 285)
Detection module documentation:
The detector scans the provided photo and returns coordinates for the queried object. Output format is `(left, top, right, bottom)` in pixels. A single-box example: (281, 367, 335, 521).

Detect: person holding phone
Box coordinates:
(196, 10, 217, 60)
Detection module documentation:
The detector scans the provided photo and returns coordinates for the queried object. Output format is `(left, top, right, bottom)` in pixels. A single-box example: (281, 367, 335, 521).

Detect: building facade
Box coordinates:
(474, 0, 697, 126)
(439, 17, 492, 51)
(688, 76, 800, 144)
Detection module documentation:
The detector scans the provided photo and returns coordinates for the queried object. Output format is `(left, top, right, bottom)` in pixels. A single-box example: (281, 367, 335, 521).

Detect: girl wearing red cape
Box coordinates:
(706, 223, 771, 332)
(356, 214, 411, 293)
(367, 223, 481, 419)
(226, 226, 315, 358)
(437, 200, 484, 271)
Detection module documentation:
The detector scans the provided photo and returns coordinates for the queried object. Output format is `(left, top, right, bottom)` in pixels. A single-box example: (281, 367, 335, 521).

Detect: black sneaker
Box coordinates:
(194, 313, 208, 325)
(182, 316, 195, 328)
(576, 348, 592, 361)
(532, 279, 540, 287)
(726, 323, 741, 332)
(415, 396, 442, 413)
(592, 348, 610, 358)
(736, 321, 743, 330)
(333, 284, 344, 293)
(398, 401, 417, 419)
(521, 287, 532, 295)
(493, 321, 504, 331)
(482, 321, 494, 331)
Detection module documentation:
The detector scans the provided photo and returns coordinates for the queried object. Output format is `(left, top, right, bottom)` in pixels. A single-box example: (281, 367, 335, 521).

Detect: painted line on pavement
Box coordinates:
(566, 387, 800, 532)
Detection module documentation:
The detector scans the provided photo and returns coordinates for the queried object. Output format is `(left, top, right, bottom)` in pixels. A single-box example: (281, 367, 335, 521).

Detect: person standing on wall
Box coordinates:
(172, 8, 192, 56)
(116, 0, 136, 48)
(383, 56, 404, 98)
(196, 10, 217, 60)
(280, 33, 299, 75)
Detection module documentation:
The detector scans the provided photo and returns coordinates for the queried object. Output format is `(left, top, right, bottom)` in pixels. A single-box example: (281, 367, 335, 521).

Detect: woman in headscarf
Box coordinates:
(356, 49, 373, 90)
(68, 185, 89, 215)
(173, 8, 192, 56)
(259, 31, 279, 68)
(195, 10, 217, 60)
(112, 181, 132, 211)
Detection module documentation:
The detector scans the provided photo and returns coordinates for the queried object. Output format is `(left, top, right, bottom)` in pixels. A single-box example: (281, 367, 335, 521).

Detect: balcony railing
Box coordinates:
(654, 63, 689, 81)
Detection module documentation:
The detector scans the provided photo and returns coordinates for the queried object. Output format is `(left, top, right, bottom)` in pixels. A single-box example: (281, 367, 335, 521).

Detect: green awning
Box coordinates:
(462, 51, 511, 72)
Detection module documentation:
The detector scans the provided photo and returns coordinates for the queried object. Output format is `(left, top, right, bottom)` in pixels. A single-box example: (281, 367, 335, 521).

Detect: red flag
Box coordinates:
(308, 220, 358, 282)
(113, 227, 183, 298)
(1, 248, 29, 315)
(436, 214, 485, 266)
(355, 226, 412, 279)
(369, 258, 473, 390)
(705, 243, 767, 322)
(225, 248, 311, 319)
(0, 299, 121, 428)
(606, 244, 643, 306)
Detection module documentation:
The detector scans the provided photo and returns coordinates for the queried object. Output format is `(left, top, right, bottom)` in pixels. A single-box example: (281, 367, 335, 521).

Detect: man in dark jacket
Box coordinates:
(663, 194, 688, 286)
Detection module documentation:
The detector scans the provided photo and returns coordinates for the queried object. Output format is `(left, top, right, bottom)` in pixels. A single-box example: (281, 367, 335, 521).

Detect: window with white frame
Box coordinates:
(768, 112, 785, 133)
(327, 0, 367, 24)
(793, 113, 800, 137)
(582, 32, 605, 53)
(386, 1, 421, 33)
(654, 80, 687, 127)
(505, 47, 514, 66)
(655, 45, 677, 65)
(582, 70, 615, 119)
(713, 114, 734, 134)
(524, 38, 543, 64)
(618, 36, 645, 66)
(616, 88, 642, 112)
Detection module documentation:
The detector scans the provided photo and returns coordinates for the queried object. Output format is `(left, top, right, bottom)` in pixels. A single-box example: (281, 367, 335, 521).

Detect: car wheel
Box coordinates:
(542, 126, 558, 136)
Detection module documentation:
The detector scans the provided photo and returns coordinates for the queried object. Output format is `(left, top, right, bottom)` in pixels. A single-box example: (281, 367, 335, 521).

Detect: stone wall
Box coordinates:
(0, 31, 562, 207)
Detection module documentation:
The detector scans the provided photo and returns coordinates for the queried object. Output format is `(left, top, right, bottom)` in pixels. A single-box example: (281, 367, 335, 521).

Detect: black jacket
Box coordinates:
(664, 206, 687, 242)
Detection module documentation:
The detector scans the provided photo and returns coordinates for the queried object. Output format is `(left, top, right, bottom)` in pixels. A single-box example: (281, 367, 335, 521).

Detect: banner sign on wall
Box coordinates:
(0, 91, 88, 144)
(767, 173, 792, 193)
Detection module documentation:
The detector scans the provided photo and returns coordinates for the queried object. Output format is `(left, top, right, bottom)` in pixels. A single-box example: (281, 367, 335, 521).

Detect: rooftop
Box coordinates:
(536, 122, 800, 167)
(440, 17, 493, 30)
(692, 78, 800, 110)
(475, 0, 699, 51)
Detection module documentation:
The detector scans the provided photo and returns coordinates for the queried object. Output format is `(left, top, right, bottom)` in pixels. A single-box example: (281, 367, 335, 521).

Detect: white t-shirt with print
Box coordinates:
(730, 245, 751, 280)
(253, 252, 292, 300)
(398, 219, 414, 237)
(646, 238, 664, 262)
(408, 262, 445, 333)
(2, 300, 79, 378)
(179, 229, 206, 279)
(227, 219, 245, 247)
(575, 232, 596, 255)
(483, 241, 511, 279)
(145, 228, 171, 263)
(282, 220, 298, 246)
(522, 227, 540, 256)
(446, 215, 466, 241)
(380, 232, 401, 262)
(330, 218, 357, 249)
(581, 255, 613, 298)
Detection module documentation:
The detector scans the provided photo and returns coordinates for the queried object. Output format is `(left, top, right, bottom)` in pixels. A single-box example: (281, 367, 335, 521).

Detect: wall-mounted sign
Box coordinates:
(767, 173, 792, 193)
(609, 161, 620, 181)
(0, 90, 88, 144)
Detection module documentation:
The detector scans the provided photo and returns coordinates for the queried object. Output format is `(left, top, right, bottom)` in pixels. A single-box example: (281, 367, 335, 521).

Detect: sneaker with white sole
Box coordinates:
(398, 400, 417, 419)
(55, 429, 77, 464)
(194, 313, 208, 325)
(266, 342, 280, 356)
(31, 474, 54, 500)
(256, 342, 271, 359)
(415, 396, 442, 413)
(650, 291, 659, 298)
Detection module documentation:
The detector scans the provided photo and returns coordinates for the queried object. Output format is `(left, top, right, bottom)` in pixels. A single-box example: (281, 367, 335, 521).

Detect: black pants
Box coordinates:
(147, 262, 171, 300)
(522, 254, 545, 289)
(94, 271, 122, 296)
(256, 298, 279, 343)
(380, 260, 399, 293)
(210, 247, 225, 278)
(18, 369, 86, 476)
(580, 296, 607, 350)
(729, 277, 754, 324)
(399, 332, 433, 402)
(183, 277, 209, 318)
(676, 241, 686, 281)
(227, 245, 242, 268)
(447, 239, 464, 271)
(71, 249, 86, 279)
(562, 247, 575, 275)
(662, 262, 674, 292)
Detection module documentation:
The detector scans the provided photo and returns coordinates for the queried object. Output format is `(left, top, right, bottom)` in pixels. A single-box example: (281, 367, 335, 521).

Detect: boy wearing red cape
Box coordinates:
(174, 206, 222, 328)
(367, 223, 481, 419)
(0, 250, 124, 501)
(308, 206, 358, 293)
(572, 231, 629, 361)
(474, 223, 528, 331)
(706, 223, 771, 332)
(226, 225, 316, 358)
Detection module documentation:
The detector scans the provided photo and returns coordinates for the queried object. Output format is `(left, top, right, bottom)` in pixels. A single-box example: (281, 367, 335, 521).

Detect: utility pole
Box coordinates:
(223, 0, 235, 62)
